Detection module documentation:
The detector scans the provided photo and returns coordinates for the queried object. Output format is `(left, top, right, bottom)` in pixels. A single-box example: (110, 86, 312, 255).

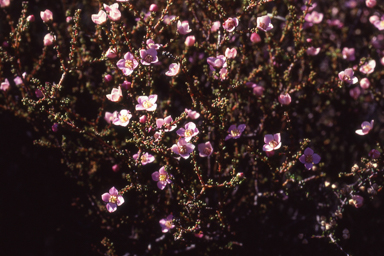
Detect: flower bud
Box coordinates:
(250, 32, 261, 43)
(185, 35, 195, 47)
(149, 4, 158, 12)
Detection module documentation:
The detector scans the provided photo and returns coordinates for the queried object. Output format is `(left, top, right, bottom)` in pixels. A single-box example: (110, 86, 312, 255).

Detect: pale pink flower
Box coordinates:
(278, 93, 291, 105)
(299, 148, 321, 170)
(211, 21, 221, 32)
(355, 120, 374, 135)
(301, 0, 317, 11)
(305, 11, 323, 25)
(223, 17, 239, 32)
(219, 68, 228, 80)
(43, 33, 55, 46)
(225, 124, 246, 141)
(176, 122, 199, 142)
(177, 20, 192, 35)
(225, 48, 237, 59)
(250, 32, 261, 43)
(66, 17, 72, 23)
(106, 86, 123, 102)
(185, 35, 195, 47)
(159, 214, 175, 233)
(40, 9, 53, 22)
(102, 187, 124, 213)
(185, 108, 200, 119)
(306, 47, 320, 56)
(366, 0, 376, 8)
(136, 94, 158, 111)
(342, 47, 355, 61)
(263, 133, 282, 152)
(171, 138, 195, 159)
(198, 142, 213, 157)
(14, 76, 23, 85)
(207, 55, 226, 69)
(349, 87, 361, 100)
(360, 78, 370, 89)
(103, 3, 121, 21)
(133, 152, 155, 165)
(1, 78, 10, 91)
(165, 63, 180, 76)
(369, 15, 380, 24)
(91, 10, 107, 25)
(105, 47, 118, 58)
(112, 109, 132, 127)
(116, 52, 138, 76)
(257, 15, 273, 32)
(146, 39, 162, 50)
(373, 17, 384, 30)
(140, 48, 158, 65)
(163, 15, 176, 25)
(104, 111, 118, 124)
(326, 19, 343, 28)
(338, 68, 358, 84)
(156, 116, 177, 132)
(369, 149, 380, 159)
(152, 166, 172, 190)
(350, 195, 364, 208)
(359, 60, 376, 74)
(149, 4, 158, 12)
(0, 0, 10, 7)
(116, 0, 129, 2)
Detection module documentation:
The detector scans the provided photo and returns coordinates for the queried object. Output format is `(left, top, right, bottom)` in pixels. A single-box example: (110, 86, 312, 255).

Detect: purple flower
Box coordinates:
(133, 152, 155, 165)
(198, 142, 213, 157)
(299, 148, 321, 170)
(257, 15, 273, 32)
(185, 108, 200, 119)
(165, 63, 180, 76)
(171, 138, 195, 159)
(176, 122, 199, 142)
(112, 109, 132, 127)
(104, 111, 118, 124)
(177, 20, 192, 35)
(146, 39, 163, 50)
(116, 52, 138, 76)
(136, 94, 157, 111)
(338, 68, 358, 84)
(159, 214, 175, 233)
(101, 187, 124, 212)
(1, 78, 10, 91)
(156, 116, 177, 132)
(207, 55, 226, 69)
(342, 47, 355, 61)
(263, 133, 281, 152)
(152, 166, 172, 190)
(350, 195, 364, 208)
(225, 124, 246, 141)
(140, 48, 159, 65)
(355, 120, 374, 135)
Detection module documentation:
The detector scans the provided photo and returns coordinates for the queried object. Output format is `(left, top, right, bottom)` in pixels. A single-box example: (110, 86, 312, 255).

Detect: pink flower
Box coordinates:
(149, 4, 158, 12)
(305, 11, 323, 25)
(185, 108, 200, 119)
(0, 0, 10, 8)
(106, 86, 123, 102)
(219, 68, 228, 80)
(185, 35, 195, 47)
(163, 15, 176, 25)
(136, 95, 157, 111)
(165, 63, 180, 76)
(250, 32, 261, 43)
(373, 17, 384, 30)
(43, 33, 55, 46)
(369, 149, 380, 159)
(1, 78, 10, 91)
(103, 3, 121, 21)
(306, 47, 320, 56)
(246, 82, 264, 97)
(40, 9, 53, 22)
(299, 148, 321, 170)
(176, 122, 199, 142)
(366, 0, 376, 8)
(338, 68, 358, 84)
(112, 164, 120, 172)
(159, 214, 175, 233)
(301, 0, 317, 11)
(223, 17, 239, 32)
(263, 133, 282, 152)
(349, 87, 361, 100)
(225, 124, 246, 141)
(91, 10, 107, 25)
(152, 166, 172, 190)
(140, 48, 158, 65)
(104, 111, 118, 124)
(112, 109, 132, 127)
(133, 152, 155, 165)
(146, 39, 162, 49)
(177, 20, 192, 35)
(198, 142, 213, 157)
(105, 47, 118, 58)
(278, 93, 291, 105)
(207, 55, 226, 69)
(225, 48, 237, 59)
(171, 138, 195, 159)
(360, 78, 370, 89)
(14, 76, 23, 85)
(156, 116, 177, 132)
(359, 60, 376, 74)
(342, 47, 355, 61)
(116, 52, 138, 76)
(350, 195, 364, 208)
(211, 21, 221, 32)
(355, 120, 374, 135)
(27, 15, 35, 22)
(257, 15, 273, 32)
(369, 15, 380, 24)
(102, 187, 124, 213)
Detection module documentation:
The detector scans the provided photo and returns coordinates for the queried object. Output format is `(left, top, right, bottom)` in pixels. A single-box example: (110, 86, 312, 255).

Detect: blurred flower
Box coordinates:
(305, 11, 323, 25)
(35, 89, 43, 98)
(103, 3, 121, 21)
(366, 0, 376, 8)
(369, 149, 380, 159)
(133, 152, 155, 165)
(219, 68, 228, 80)
(306, 47, 320, 56)
(338, 68, 358, 84)
(104, 111, 118, 123)
(146, 39, 162, 49)
(223, 17, 239, 32)
(52, 123, 59, 132)
(246, 82, 264, 97)
(171, 138, 195, 159)
(211, 21, 221, 32)
(117, 52, 138, 76)
(163, 15, 176, 25)
(156, 116, 177, 132)
(299, 148, 321, 170)
(355, 120, 374, 135)
(177, 20, 192, 35)
(359, 78, 370, 89)
(106, 86, 123, 102)
(152, 166, 172, 190)
(278, 93, 291, 105)
(104, 74, 113, 82)
(121, 80, 131, 89)
(176, 122, 199, 142)
(0, 79, 10, 91)
(198, 142, 213, 157)
(257, 15, 273, 32)
(27, 15, 35, 22)
(263, 133, 282, 152)
(112, 164, 120, 172)
(373, 16, 384, 30)
(14, 76, 23, 85)
(43, 33, 55, 46)
(359, 60, 376, 74)
(105, 47, 118, 58)
(250, 32, 261, 43)
(185, 35, 195, 47)
(40, 9, 53, 22)
(225, 48, 237, 59)
(165, 63, 180, 76)
(0, 0, 10, 7)
(349, 195, 364, 208)
(185, 108, 200, 119)
(159, 214, 175, 233)
(102, 187, 124, 212)
(342, 47, 355, 61)
(149, 4, 158, 12)
(207, 55, 226, 69)
(301, 0, 317, 11)
(225, 124, 246, 141)
(91, 10, 107, 25)
(112, 109, 132, 127)
(136, 94, 158, 111)
(349, 87, 361, 100)
(140, 48, 158, 65)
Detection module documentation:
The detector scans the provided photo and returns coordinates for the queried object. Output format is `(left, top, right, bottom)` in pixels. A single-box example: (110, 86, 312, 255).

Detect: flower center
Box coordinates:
(305, 155, 313, 163)
(231, 129, 240, 137)
(362, 65, 372, 73)
(109, 195, 117, 204)
(125, 60, 134, 68)
(203, 147, 212, 155)
(165, 220, 173, 228)
(185, 129, 193, 137)
(269, 140, 278, 148)
(141, 154, 147, 163)
(159, 174, 167, 182)
(143, 100, 153, 109)
(227, 19, 235, 27)
(342, 74, 351, 82)
(119, 114, 129, 123)
(179, 145, 187, 154)
(144, 54, 154, 63)
(259, 22, 267, 30)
